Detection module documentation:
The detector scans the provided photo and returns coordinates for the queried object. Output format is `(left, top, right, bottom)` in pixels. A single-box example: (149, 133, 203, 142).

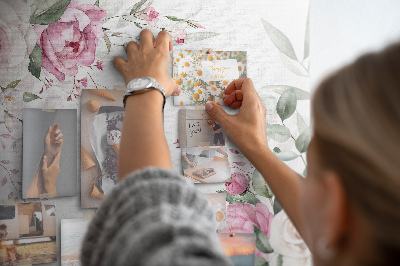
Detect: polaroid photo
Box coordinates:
(0, 202, 57, 265)
(61, 219, 92, 265)
(205, 193, 227, 232)
(173, 49, 247, 105)
(80, 88, 125, 208)
(22, 108, 77, 199)
(219, 233, 256, 266)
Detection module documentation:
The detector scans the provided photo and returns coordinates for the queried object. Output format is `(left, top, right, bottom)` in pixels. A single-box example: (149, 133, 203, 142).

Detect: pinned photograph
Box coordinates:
(219, 233, 256, 266)
(61, 219, 92, 266)
(178, 109, 226, 148)
(22, 109, 77, 199)
(173, 49, 247, 105)
(80, 88, 125, 208)
(206, 193, 227, 231)
(0, 202, 57, 265)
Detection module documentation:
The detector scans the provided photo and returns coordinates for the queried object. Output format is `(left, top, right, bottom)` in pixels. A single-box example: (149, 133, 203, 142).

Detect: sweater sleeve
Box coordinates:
(81, 167, 232, 266)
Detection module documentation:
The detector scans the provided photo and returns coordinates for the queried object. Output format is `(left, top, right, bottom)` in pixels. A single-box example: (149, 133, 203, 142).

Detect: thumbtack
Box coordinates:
(230, 232, 235, 237)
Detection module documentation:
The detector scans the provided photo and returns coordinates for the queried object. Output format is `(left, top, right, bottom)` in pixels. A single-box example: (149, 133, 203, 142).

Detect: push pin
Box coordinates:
(206, 49, 212, 54)
(230, 232, 235, 237)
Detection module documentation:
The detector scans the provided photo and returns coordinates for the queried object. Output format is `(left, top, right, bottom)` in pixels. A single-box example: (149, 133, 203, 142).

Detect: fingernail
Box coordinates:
(43, 156, 47, 159)
(205, 102, 214, 111)
(177, 86, 182, 94)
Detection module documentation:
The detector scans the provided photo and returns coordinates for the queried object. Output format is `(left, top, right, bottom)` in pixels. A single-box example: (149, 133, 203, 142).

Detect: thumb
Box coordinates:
(205, 102, 230, 127)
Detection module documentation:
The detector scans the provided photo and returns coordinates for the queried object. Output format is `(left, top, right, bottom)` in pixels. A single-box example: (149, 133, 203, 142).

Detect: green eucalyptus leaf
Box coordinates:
(165, 16, 184, 21)
(296, 112, 307, 134)
(273, 147, 281, 153)
(28, 44, 43, 79)
(276, 88, 297, 122)
(266, 124, 290, 143)
(255, 257, 269, 266)
(134, 22, 142, 28)
(261, 18, 297, 61)
(295, 127, 311, 153)
(303, 167, 307, 177)
(273, 150, 299, 161)
(254, 226, 274, 254)
(264, 85, 310, 100)
(273, 199, 282, 215)
(130, 0, 147, 15)
(103, 34, 111, 54)
(218, 190, 261, 206)
(252, 170, 273, 198)
(23, 92, 41, 102)
(30, 0, 71, 25)
(94, 0, 99, 6)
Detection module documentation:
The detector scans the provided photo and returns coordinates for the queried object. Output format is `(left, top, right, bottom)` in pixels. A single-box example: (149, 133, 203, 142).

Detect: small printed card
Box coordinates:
(173, 49, 247, 105)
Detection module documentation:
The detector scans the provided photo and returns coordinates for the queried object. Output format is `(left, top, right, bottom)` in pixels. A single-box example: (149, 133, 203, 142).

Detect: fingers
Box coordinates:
(45, 126, 52, 138)
(223, 90, 243, 109)
(51, 124, 59, 133)
(126, 41, 139, 60)
(113, 56, 127, 73)
(155, 31, 172, 53)
(140, 29, 155, 52)
(171, 86, 182, 96)
(42, 156, 48, 171)
(225, 78, 257, 99)
(55, 133, 63, 141)
(57, 139, 63, 147)
(205, 102, 231, 127)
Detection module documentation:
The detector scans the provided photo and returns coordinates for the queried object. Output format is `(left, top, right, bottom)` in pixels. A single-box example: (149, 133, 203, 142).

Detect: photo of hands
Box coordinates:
(22, 109, 77, 199)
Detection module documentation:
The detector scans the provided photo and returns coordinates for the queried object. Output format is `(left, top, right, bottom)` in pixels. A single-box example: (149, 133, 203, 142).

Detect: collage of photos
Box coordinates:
(22, 109, 78, 199)
(80, 88, 125, 208)
(0, 202, 56, 265)
(173, 49, 247, 106)
(206, 193, 227, 232)
(178, 109, 230, 183)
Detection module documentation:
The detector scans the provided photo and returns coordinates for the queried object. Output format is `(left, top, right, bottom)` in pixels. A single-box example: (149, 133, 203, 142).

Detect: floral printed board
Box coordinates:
(0, 0, 311, 265)
(173, 49, 247, 105)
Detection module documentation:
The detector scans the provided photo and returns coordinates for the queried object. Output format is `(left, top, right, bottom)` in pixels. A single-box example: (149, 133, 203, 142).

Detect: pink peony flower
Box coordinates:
(81, 77, 88, 87)
(226, 203, 274, 237)
(35, 1, 107, 81)
(225, 172, 249, 195)
(96, 60, 103, 70)
(137, 2, 159, 27)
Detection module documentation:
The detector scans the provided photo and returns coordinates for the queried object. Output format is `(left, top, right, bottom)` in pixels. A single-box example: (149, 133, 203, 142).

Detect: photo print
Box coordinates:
(0, 202, 57, 265)
(61, 219, 92, 266)
(80, 88, 125, 208)
(219, 233, 256, 266)
(173, 49, 247, 105)
(206, 193, 227, 232)
(179, 109, 230, 183)
(22, 109, 77, 199)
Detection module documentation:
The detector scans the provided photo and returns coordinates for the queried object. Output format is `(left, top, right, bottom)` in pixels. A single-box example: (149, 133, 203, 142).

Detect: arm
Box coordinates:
(113, 30, 179, 181)
(26, 157, 45, 198)
(182, 154, 196, 167)
(201, 113, 212, 129)
(205, 78, 306, 241)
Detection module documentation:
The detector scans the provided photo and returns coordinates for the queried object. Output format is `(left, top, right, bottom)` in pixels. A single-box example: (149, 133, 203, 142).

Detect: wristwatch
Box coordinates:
(123, 77, 166, 109)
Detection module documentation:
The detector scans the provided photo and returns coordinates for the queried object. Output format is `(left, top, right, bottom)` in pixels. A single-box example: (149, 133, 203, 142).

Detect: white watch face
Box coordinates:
(131, 77, 151, 90)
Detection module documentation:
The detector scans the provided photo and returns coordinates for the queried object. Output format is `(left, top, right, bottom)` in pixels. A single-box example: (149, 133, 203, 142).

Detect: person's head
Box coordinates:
(302, 42, 400, 266)
(0, 224, 7, 230)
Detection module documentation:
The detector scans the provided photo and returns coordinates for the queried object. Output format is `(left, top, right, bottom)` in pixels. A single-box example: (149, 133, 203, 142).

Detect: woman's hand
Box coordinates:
(113, 29, 180, 97)
(41, 152, 61, 197)
(44, 124, 63, 165)
(205, 78, 269, 156)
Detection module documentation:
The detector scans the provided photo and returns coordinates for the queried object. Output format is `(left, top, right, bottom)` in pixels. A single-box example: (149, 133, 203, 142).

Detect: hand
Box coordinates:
(188, 161, 197, 167)
(205, 78, 269, 155)
(44, 124, 63, 164)
(41, 152, 61, 197)
(113, 29, 180, 97)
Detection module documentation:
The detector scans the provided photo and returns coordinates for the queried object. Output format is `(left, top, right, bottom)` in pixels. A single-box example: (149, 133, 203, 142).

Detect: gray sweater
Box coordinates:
(81, 167, 232, 266)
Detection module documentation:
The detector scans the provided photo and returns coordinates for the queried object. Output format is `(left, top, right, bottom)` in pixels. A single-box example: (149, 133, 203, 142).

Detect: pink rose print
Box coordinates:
(171, 29, 187, 44)
(35, 1, 107, 81)
(225, 172, 249, 195)
(138, 1, 159, 27)
(81, 77, 88, 87)
(226, 203, 274, 260)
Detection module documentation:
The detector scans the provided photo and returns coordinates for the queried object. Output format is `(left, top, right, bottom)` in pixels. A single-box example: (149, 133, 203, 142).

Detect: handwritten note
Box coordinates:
(199, 59, 239, 82)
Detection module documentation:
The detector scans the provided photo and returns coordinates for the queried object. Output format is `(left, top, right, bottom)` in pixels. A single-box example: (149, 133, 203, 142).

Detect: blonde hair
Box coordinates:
(312, 43, 400, 264)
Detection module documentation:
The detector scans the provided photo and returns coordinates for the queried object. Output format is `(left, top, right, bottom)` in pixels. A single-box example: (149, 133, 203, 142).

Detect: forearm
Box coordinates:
(118, 91, 172, 181)
(244, 144, 305, 237)
(26, 168, 42, 198)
